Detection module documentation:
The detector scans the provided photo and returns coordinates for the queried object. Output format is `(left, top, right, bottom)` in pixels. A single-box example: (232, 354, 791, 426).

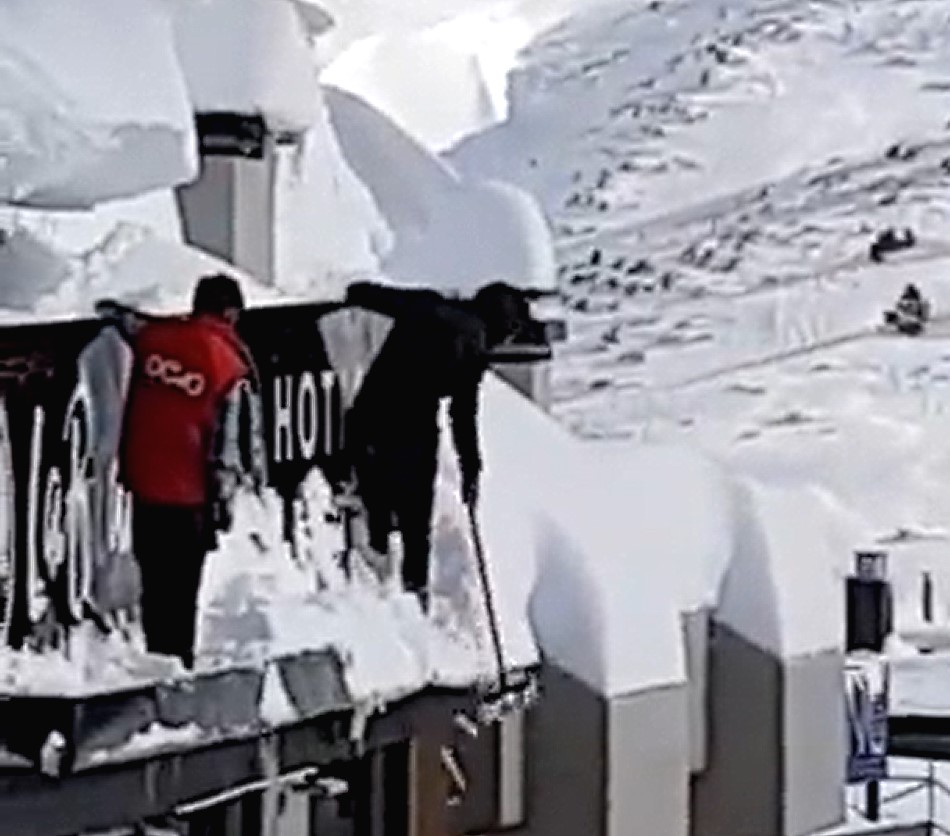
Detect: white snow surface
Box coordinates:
(324, 86, 556, 295)
(197, 455, 538, 705)
(170, 0, 322, 133)
(322, 32, 500, 152)
(0, 224, 283, 326)
(272, 100, 388, 298)
(317, 0, 623, 148)
(481, 376, 705, 694)
(718, 481, 856, 657)
(0, 0, 196, 208)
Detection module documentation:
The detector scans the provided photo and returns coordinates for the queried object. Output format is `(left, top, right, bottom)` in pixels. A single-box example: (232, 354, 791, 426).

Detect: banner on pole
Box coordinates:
(846, 653, 889, 784)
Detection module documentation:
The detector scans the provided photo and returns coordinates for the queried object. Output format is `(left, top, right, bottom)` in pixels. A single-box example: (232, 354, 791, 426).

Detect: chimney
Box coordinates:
(176, 112, 300, 285)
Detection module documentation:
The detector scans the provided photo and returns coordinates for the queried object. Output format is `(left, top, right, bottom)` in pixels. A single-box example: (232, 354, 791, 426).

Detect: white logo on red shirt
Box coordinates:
(143, 353, 207, 398)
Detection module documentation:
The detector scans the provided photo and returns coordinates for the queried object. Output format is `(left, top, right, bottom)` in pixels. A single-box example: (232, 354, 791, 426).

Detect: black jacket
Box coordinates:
(344, 283, 489, 481)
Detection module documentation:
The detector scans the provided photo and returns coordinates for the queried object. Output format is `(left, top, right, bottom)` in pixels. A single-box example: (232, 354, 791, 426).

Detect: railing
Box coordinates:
(848, 760, 949, 836)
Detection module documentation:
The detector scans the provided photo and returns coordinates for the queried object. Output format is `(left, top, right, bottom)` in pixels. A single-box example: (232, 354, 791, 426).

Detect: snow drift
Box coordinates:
(322, 31, 500, 151)
(323, 86, 556, 295)
(171, 0, 322, 133)
(0, 0, 196, 208)
(273, 94, 392, 298)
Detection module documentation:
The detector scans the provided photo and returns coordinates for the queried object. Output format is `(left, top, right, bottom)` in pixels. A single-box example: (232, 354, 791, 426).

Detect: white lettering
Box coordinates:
(143, 353, 207, 397)
(321, 371, 335, 457)
(0, 399, 13, 644)
(62, 400, 92, 622)
(273, 375, 293, 463)
(26, 406, 46, 624)
(297, 372, 318, 460)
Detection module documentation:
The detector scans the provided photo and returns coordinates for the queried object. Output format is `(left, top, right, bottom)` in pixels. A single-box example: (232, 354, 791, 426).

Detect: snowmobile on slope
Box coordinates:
(869, 227, 916, 263)
(882, 283, 931, 336)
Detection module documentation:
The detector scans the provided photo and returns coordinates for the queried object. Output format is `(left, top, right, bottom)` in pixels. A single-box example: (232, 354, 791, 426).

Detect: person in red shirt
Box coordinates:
(113, 274, 251, 669)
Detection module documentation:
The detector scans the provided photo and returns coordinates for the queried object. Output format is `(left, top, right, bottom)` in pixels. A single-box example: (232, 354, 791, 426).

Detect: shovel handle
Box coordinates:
(466, 501, 508, 690)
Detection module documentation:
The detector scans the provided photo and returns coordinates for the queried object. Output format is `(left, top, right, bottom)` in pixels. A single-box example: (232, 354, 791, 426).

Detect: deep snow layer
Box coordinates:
(0, 0, 196, 208)
(171, 0, 322, 133)
(323, 86, 557, 294)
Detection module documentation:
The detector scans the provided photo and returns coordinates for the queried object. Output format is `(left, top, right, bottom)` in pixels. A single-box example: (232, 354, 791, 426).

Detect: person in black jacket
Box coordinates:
(343, 281, 533, 610)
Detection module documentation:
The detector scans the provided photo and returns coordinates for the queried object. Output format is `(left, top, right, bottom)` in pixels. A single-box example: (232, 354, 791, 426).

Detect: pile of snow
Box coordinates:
(318, 0, 620, 149)
(322, 31, 501, 151)
(171, 0, 322, 133)
(481, 375, 699, 696)
(0, 226, 283, 326)
(197, 458, 537, 705)
(272, 94, 390, 298)
(0, 623, 182, 698)
(0, 230, 71, 311)
(718, 481, 856, 657)
(0, 0, 196, 209)
(324, 86, 556, 295)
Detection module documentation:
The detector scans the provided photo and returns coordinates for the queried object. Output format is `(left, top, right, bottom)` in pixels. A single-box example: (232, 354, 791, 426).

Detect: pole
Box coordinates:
(865, 780, 880, 822)
(928, 759, 936, 834)
(466, 501, 507, 691)
(924, 571, 934, 624)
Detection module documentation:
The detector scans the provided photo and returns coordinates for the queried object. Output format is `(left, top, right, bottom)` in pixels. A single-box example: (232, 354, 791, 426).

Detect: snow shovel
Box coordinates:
(465, 501, 538, 723)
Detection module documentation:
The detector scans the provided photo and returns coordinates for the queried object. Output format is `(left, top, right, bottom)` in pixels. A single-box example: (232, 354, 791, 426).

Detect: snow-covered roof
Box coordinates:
(717, 480, 855, 658)
(324, 86, 556, 296)
(0, 0, 197, 209)
(0, 230, 72, 311)
(171, 0, 322, 133)
(322, 31, 501, 151)
(481, 376, 695, 696)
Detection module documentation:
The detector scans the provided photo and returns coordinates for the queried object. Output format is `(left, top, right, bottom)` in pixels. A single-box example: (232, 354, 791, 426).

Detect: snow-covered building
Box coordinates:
(0, 2, 929, 836)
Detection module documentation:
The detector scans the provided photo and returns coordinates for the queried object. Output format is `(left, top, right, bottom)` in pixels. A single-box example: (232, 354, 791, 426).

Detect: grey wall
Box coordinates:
(503, 662, 688, 836)
(233, 151, 277, 285)
(607, 683, 689, 836)
(682, 608, 710, 774)
(692, 622, 783, 836)
(514, 663, 606, 836)
(691, 623, 846, 836)
(176, 150, 277, 285)
(178, 157, 235, 264)
(783, 650, 846, 836)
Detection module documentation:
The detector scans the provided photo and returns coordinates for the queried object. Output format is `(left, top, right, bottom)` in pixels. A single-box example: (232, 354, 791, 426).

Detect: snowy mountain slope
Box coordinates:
(450, 0, 950, 229)
(440, 0, 950, 432)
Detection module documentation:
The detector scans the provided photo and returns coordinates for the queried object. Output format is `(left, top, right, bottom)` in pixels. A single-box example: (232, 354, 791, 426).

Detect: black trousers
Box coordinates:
(132, 500, 210, 670)
(354, 438, 438, 594)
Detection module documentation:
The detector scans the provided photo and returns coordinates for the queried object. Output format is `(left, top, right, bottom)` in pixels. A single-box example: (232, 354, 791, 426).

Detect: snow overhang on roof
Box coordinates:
(170, 0, 323, 135)
(323, 86, 557, 297)
(0, 0, 197, 209)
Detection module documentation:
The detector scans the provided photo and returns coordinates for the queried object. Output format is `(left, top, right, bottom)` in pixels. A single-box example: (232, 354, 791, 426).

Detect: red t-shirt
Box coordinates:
(121, 314, 249, 506)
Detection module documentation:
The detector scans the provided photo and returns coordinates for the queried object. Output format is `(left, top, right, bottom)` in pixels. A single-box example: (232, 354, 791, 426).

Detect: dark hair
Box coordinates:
(192, 273, 245, 316)
(473, 282, 531, 344)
